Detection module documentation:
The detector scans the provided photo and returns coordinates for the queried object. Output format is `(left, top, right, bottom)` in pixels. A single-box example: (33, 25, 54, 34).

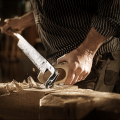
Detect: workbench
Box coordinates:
(0, 83, 120, 120)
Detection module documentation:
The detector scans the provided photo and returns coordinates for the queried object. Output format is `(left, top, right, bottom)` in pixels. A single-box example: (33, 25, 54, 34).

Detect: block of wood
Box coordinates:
(40, 88, 120, 120)
(0, 83, 78, 120)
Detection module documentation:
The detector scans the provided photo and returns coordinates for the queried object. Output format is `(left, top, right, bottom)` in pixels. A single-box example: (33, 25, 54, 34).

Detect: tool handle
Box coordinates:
(7, 27, 21, 34)
(0, 19, 21, 34)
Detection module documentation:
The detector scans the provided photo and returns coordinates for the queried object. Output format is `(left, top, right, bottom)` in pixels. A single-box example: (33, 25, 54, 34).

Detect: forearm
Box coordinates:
(19, 11, 35, 28)
(77, 27, 108, 57)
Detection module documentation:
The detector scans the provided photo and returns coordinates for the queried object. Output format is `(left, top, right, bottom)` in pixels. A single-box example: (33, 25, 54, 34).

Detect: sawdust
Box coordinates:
(1, 76, 45, 96)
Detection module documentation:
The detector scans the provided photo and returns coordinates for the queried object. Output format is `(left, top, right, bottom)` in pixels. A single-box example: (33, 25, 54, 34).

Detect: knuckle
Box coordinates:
(72, 62, 78, 70)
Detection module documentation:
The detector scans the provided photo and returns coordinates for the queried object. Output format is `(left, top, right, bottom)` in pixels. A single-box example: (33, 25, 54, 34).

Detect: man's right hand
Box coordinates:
(1, 18, 24, 36)
(1, 11, 35, 36)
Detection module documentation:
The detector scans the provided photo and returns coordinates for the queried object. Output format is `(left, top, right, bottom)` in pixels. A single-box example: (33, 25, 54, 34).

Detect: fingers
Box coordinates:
(1, 23, 8, 33)
(6, 30, 14, 36)
(1, 19, 14, 36)
(81, 73, 89, 80)
(75, 71, 85, 83)
(1, 26, 13, 36)
(57, 53, 91, 85)
(71, 68, 82, 85)
(1, 19, 10, 34)
(65, 67, 90, 85)
(65, 67, 75, 85)
(65, 62, 81, 85)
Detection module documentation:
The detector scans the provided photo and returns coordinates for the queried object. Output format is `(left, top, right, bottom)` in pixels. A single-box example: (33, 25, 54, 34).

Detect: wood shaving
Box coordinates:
(27, 76, 37, 88)
(2, 76, 46, 96)
(13, 80, 23, 91)
(23, 80, 27, 84)
(33, 68, 35, 72)
(6, 80, 17, 93)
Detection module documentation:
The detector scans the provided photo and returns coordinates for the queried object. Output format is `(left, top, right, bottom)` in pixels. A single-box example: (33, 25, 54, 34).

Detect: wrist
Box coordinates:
(18, 11, 35, 28)
(18, 17, 27, 29)
(77, 46, 95, 59)
(78, 27, 108, 56)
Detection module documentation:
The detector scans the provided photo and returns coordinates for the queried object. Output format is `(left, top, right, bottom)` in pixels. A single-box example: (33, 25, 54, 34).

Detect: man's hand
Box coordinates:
(57, 47, 93, 85)
(57, 27, 108, 85)
(1, 11, 35, 36)
(1, 18, 24, 36)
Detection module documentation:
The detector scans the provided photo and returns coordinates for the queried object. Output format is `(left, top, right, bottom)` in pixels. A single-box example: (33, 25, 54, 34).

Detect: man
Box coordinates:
(1, 0, 120, 92)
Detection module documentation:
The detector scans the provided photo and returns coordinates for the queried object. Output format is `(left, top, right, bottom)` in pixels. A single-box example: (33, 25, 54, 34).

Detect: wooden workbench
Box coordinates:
(0, 84, 78, 120)
(0, 83, 120, 120)
(40, 88, 120, 120)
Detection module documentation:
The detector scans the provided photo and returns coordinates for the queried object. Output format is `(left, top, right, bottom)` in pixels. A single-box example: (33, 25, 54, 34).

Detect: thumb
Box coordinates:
(57, 54, 67, 64)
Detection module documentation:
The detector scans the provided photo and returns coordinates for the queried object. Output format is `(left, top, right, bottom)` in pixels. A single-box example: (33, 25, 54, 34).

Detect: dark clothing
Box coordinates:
(30, 0, 120, 60)
(30, 0, 120, 92)
(75, 51, 120, 92)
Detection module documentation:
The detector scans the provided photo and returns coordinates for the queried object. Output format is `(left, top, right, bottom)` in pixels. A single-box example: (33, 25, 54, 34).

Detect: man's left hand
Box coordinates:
(57, 46, 94, 85)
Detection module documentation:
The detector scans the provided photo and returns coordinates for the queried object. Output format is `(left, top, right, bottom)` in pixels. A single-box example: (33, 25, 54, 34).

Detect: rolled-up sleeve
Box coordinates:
(91, 0, 120, 37)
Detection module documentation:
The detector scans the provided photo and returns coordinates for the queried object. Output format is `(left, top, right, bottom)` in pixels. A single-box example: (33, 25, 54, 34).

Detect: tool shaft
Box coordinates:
(14, 33, 59, 88)
(14, 33, 53, 73)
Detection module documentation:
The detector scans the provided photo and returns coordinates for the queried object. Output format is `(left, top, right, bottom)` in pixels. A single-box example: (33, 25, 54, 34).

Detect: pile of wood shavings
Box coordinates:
(5, 76, 45, 94)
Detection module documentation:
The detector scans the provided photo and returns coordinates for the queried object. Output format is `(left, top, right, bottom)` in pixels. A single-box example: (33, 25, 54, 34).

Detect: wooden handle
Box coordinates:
(38, 62, 69, 84)
(7, 27, 21, 34)
(0, 20, 21, 34)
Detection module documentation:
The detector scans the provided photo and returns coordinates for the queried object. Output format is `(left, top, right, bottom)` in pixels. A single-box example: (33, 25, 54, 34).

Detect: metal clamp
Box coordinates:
(45, 69, 59, 89)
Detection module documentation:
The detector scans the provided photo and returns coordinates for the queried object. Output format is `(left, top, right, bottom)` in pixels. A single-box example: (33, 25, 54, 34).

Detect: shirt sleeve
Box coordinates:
(91, 0, 120, 37)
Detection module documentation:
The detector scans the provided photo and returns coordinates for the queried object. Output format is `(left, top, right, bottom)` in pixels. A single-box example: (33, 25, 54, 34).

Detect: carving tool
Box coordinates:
(0, 20, 59, 88)
(14, 33, 59, 89)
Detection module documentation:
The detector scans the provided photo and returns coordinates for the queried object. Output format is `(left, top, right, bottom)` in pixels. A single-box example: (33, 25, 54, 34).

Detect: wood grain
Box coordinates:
(0, 84, 78, 120)
(40, 89, 120, 120)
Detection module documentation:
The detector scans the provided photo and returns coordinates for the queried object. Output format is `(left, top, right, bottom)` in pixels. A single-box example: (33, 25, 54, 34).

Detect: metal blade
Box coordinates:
(14, 33, 59, 88)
